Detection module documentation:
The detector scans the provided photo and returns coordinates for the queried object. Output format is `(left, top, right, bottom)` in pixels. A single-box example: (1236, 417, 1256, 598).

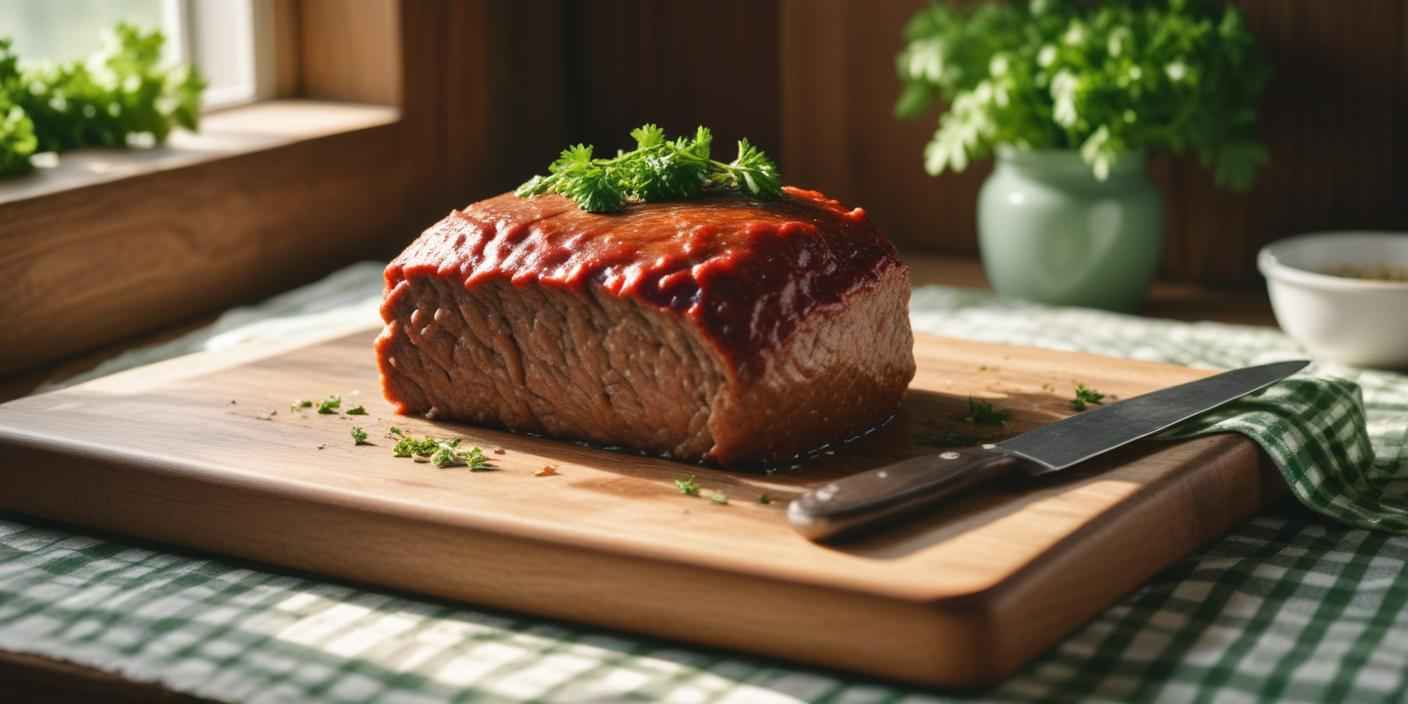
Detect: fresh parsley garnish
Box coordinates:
(292, 399, 313, 411)
(1071, 384, 1106, 412)
(675, 474, 701, 496)
(351, 426, 369, 445)
(515, 124, 783, 213)
(758, 493, 773, 505)
(316, 395, 342, 415)
(962, 398, 1010, 426)
(346, 405, 368, 416)
(710, 492, 729, 506)
(387, 428, 490, 470)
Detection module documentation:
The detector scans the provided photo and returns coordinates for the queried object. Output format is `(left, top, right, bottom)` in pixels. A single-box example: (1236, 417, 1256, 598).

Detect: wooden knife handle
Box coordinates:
(786, 446, 1033, 542)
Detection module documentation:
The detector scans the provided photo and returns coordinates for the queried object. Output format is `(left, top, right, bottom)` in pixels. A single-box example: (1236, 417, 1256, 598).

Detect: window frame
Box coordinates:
(0, 0, 567, 389)
(163, 0, 279, 111)
(0, 0, 427, 381)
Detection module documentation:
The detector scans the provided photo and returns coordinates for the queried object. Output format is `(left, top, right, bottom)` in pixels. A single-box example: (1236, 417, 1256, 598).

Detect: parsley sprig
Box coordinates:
(515, 124, 783, 213)
(674, 474, 701, 496)
(962, 398, 1010, 426)
(1071, 384, 1106, 412)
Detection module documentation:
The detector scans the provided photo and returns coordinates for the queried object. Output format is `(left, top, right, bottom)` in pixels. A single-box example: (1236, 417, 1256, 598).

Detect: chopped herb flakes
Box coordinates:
(346, 405, 368, 416)
(1071, 384, 1106, 412)
(316, 395, 342, 415)
(351, 426, 369, 445)
(711, 492, 729, 505)
(675, 474, 701, 496)
(388, 428, 490, 469)
(758, 493, 773, 505)
(962, 398, 1009, 426)
(292, 399, 314, 411)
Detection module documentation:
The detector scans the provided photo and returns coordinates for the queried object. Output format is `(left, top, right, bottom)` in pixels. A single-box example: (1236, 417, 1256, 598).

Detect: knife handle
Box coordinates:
(787, 446, 1032, 542)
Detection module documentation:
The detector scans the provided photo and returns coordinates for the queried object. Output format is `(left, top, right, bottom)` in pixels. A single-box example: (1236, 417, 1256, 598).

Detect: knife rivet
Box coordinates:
(982, 443, 996, 450)
(876, 470, 888, 478)
(940, 451, 960, 460)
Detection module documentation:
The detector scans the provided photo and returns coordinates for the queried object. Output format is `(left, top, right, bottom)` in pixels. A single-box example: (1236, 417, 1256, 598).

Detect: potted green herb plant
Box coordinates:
(896, 0, 1269, 311)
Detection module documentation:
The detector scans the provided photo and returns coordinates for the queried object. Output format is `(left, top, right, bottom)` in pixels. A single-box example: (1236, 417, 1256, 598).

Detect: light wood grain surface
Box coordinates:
(0, 328, 1281, 685)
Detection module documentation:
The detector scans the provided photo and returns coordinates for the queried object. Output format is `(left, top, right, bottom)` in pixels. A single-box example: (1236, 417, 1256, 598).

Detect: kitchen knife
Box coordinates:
(787, 359, 1308, 542)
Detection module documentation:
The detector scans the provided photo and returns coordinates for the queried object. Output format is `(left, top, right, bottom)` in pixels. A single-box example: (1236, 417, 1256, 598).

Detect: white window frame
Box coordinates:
(163, 0, 276, 111)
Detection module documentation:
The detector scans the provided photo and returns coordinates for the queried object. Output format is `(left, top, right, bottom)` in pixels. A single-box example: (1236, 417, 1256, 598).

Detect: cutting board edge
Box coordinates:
(0, 420, 1013, 601)
(0, 440, 1027, 686)
(0, 431, 1280, 687)
(971, 433, 1284, 681)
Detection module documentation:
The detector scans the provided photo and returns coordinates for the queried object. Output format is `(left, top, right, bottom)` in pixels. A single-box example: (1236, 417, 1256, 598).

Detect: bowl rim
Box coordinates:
(1258, 231, 1408, 291)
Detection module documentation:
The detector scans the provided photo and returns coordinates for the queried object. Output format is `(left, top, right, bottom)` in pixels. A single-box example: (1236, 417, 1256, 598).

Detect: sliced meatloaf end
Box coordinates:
(376, 276, 726, 460)
(375, 188, 915, 466)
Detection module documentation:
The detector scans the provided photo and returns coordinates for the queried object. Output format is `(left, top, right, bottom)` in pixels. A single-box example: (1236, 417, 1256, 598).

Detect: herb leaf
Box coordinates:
(0, 25, 206, 177)
(962, 398, 1010, 426)
(710, 492, 729, 506)
(387, 428, 491, 469)
(895, 1, 1270, 189)
(1071, 384, 1106, 412)
(346, 405, 368, 416)
(675, 474, 701, 496)
(316, 395, 342, 415)
(516, 124, 782, 213)
(351, 426, 369, 445)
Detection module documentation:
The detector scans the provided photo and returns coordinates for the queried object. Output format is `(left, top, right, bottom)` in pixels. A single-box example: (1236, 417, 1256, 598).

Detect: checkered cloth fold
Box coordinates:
(2, 268, 1406, 703)
(1169, 377, 1406, 533)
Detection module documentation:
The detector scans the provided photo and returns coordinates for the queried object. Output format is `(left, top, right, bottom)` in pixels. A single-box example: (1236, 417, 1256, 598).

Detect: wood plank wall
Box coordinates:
(541, 0, 1408, 287)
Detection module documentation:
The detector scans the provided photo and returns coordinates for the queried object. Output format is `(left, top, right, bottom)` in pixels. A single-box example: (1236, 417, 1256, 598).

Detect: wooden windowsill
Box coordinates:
(0, 100, 400, 207)
(0, 98, 432, 380)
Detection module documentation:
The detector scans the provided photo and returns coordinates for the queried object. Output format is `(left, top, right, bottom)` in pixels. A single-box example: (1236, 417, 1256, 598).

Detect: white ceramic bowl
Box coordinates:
(1258, 232, 1408, 368)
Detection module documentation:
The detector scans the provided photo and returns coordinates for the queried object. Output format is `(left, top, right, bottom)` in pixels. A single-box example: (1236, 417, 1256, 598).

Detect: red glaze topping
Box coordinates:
(384, 187, 903, 374)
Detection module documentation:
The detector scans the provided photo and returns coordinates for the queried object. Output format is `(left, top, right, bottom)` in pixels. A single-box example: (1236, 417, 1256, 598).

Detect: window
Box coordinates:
(0, 0, 274, 110)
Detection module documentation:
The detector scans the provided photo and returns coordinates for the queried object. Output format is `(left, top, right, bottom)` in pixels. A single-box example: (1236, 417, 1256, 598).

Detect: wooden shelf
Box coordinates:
(906, 254, 1278, 328)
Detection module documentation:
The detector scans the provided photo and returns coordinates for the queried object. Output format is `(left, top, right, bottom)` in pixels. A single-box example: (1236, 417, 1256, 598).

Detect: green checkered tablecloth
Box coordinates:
(4, 266, 1408, 703)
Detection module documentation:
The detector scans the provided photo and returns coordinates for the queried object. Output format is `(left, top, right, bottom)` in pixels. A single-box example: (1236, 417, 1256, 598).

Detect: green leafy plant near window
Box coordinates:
(0, 23, 205, 178)
(895, 0, 1270, 189)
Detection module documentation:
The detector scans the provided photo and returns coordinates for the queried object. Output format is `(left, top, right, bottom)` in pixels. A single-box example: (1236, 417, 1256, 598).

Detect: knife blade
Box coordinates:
(787, 359, 1308, 542)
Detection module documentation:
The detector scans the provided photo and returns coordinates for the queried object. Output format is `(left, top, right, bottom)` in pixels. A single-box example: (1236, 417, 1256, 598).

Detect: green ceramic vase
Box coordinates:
(977, 146, 1164, 312)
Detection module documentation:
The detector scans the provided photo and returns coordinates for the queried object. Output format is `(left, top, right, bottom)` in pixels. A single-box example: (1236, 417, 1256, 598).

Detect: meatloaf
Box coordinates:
(375, 186, 915, 465)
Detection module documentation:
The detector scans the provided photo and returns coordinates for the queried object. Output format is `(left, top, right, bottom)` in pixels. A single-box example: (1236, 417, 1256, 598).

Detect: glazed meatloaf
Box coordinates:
(375, 187, 915, 465)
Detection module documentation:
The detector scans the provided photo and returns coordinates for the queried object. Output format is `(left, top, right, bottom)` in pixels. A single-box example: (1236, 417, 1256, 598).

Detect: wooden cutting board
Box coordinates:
(0, 329, 1281, 687)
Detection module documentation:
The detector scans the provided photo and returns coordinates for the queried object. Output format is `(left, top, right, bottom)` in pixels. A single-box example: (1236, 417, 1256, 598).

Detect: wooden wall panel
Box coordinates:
(1165, 0, 1408, 285)
(563, 1, 782, 167)
(776, 0, 1408, 286)
(783, 0, 988, 260)
(299, 0, 401, 105)
(422, 0, 1408, 286)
